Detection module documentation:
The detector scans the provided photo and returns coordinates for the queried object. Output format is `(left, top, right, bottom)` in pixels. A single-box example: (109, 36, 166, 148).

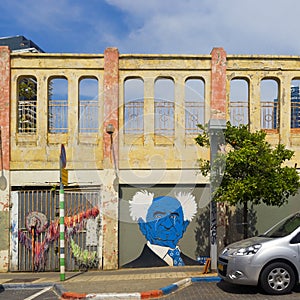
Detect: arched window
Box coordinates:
(185, 78, 205, 135)
(124, 78, 144, 134)
(260, 79, 279, 129)
(229, 79, 249, 126)
(154, 78, 174, 136)
(48, 77, 68, 133)
(291, 79, 300, 129)
(79, 78, 98, 133)
(17, 76, 37, 133)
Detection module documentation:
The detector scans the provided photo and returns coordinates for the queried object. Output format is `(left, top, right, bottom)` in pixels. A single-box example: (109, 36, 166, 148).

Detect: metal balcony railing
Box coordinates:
(48, 99, 68, 133)
(185, 102, 204, 135)
(18, 100, 37, 133)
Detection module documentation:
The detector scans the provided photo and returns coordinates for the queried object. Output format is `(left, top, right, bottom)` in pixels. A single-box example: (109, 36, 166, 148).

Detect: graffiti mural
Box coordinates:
(18, 206, 99, 271)
(122, 191, 200, 268)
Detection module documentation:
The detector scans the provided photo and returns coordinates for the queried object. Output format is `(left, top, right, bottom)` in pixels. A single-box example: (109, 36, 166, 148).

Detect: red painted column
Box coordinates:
(210, 48, 227, 119)
(102, 47, 119, 270)
(0, 47, 10, 170)
(103, 47, 119, 166)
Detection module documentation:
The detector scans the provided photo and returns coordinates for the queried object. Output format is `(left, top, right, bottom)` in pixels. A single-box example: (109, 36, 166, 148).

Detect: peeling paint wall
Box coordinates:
(0, 47, 10, 272)
(1, 47, 300, 271)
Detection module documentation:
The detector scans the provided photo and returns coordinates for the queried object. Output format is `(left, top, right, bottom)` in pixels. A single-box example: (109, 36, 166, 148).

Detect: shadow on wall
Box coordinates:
(233, 204, 258, 240)
(194, 205, 210, 258)
(194, 204, 259, 258)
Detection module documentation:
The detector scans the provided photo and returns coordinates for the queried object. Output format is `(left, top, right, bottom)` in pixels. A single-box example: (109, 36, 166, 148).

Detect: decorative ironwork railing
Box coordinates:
(260, 101, 278, 129)
(124, 100, 144, 134)
(154, 101, 174, 136)
(185, 102, 205, 135)
(48, 99, 68, 133)
(79, 100, 99, 133)
(230, 100, 279, 129)
(229, 101, 248, 126)
(18, 100, 37, 133)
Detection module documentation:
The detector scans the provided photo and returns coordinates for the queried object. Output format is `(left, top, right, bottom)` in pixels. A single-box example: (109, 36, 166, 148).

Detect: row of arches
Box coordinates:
(17, 75, 300, 136)
(124, 78, 205, 135)
(18, 76, 99, 134)
(230, 79, 300, 129)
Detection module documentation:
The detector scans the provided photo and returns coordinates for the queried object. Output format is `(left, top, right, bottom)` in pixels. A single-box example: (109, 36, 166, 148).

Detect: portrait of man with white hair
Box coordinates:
(122, 190, 200, 268)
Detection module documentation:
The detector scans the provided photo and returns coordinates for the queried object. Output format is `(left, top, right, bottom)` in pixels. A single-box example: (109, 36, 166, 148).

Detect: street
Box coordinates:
(164, 280, 300, 300)
(0, 286, 59, 300)
(1, 280, 300, 299)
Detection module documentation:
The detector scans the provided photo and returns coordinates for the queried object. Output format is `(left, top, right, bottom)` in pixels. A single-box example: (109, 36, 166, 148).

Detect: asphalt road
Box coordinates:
(0, 286, 59, 300)
(1, 280, 300, 299)
(164, 280, 300, 300)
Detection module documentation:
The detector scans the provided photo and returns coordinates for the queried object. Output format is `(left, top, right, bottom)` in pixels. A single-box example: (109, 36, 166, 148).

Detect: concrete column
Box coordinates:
(279, 77, 291, 146)
(144, 77, 155, 146)
(249, 76, 261, 132)
(174, 75, 185, 147)
(102, 47, 119, 270)
(68, 74, 79, 145)
(37, 74, 48, 146)
(0, 46, 10, 272)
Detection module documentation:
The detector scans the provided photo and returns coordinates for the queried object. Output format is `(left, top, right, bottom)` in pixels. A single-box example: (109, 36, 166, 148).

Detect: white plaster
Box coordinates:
(0, 250, 8, 272)
(118, 169, 209, 185)
(10, 192, 19, 271)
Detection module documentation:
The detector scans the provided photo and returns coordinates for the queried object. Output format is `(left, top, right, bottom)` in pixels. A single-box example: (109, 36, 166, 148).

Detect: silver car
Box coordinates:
(218, 211, 300, 295)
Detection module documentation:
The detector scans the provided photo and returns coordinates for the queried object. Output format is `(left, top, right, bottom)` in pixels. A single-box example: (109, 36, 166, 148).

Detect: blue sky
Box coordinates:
(1, 0, 300, 55)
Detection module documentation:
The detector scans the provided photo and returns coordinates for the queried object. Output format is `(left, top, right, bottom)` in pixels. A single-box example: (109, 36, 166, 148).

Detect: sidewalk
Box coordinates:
(0, 266, 220, 299)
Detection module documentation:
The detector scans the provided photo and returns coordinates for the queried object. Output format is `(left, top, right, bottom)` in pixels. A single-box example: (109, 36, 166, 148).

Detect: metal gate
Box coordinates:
(13, 188, 101, 272)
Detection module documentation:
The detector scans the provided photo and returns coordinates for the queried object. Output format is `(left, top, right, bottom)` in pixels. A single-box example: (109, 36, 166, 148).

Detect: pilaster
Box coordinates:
(102, 47, 119, 270)
(0, 46, 10, 272)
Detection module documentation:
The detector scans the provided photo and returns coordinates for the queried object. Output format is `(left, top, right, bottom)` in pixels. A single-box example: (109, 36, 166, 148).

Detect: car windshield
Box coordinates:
(260, 213, 300, 238)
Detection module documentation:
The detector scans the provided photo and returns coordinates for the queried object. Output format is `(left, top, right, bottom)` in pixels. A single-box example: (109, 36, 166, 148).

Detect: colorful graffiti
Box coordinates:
(123, 191, 200, 268)
(18, 206, 99, 271)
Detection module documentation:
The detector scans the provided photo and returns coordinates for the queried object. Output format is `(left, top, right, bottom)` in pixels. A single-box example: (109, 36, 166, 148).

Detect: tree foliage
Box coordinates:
(195, 122, 300, 208)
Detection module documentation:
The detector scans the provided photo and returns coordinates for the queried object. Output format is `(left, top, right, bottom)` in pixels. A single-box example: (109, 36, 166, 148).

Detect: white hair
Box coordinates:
(175, 192, 197, 221)
(129, 190, 197, 222)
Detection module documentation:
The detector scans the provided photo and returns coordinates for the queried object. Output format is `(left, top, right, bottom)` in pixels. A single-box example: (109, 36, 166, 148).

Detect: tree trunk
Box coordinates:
(243, 201, 248, 239)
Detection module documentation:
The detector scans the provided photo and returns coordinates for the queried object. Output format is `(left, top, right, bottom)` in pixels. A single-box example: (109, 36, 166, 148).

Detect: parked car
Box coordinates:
(218, 211, 300, 295)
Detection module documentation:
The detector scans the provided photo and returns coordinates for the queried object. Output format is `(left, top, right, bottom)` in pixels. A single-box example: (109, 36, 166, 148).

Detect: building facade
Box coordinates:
(0, 46, 300, 272)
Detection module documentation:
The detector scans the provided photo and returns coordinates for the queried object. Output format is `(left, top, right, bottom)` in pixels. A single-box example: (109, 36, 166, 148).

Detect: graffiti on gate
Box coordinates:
(18, 206, 99, 271)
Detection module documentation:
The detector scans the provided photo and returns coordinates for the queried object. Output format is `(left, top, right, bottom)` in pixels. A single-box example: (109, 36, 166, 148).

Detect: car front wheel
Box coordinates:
(260, 262, 295, 295)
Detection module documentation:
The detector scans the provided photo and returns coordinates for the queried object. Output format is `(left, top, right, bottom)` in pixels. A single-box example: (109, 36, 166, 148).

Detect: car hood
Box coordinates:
(225, 236, 273, 250)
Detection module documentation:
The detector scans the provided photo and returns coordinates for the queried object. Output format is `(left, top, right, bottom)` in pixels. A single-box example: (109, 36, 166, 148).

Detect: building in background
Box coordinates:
(273, 86, 300, 129)
(0, 42, 300, 273)
(291, 86, 300, 128)
(0, 35, 44, 53)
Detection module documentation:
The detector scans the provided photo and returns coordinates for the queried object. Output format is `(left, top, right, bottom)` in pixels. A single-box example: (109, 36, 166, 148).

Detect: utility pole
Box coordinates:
(208, 119, 226, 270)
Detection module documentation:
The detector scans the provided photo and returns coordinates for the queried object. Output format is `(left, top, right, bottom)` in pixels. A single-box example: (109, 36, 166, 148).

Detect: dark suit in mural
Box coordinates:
(122, 191, 199, 268)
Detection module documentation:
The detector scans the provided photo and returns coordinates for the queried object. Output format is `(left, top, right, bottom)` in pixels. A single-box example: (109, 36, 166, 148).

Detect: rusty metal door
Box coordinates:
(13, 188, 101, 272)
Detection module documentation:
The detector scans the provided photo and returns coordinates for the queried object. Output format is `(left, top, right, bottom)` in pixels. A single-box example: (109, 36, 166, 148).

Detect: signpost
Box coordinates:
(59, 144, 67, 281)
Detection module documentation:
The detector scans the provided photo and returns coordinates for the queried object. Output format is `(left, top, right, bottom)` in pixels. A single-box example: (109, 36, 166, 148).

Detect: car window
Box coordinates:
(262, 213, 300, 238)
(290, 232, 300, 244)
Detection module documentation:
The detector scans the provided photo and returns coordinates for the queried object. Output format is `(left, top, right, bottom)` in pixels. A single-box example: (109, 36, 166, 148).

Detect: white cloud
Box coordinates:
(2, 0, 300, 54)
(104, 0, 300, 54)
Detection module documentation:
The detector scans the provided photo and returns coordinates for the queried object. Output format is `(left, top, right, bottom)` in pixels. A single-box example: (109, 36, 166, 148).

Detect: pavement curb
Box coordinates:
(61, 276, 221, 299)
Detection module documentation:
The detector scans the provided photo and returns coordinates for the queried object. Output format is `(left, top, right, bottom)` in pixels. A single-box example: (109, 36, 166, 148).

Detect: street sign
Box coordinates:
(61, 168, 68, 186)
(60, 144, 67, 168)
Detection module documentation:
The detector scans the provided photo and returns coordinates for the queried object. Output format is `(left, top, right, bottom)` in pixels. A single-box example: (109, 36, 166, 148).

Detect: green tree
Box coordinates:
(195, 122, 300, 239)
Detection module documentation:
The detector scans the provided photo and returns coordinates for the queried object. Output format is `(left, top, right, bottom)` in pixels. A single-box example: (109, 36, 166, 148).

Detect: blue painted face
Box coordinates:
(138, 196, 189, 249)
